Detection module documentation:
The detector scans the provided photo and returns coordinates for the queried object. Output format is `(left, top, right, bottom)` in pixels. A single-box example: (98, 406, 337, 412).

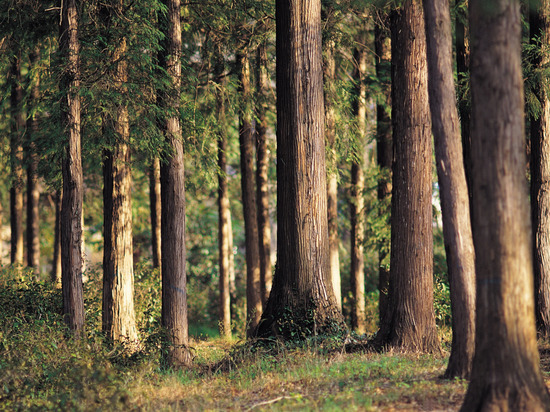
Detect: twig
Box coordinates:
(246, 395, 302, 411)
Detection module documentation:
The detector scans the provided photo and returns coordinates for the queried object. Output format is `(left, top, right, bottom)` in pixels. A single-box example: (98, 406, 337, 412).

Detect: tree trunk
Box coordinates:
(60, 0, 85, 336)
(374, 0, 440, 353)
(350, 34, 368, 335)
(150, 157, 162, 271)
(374, 18, 392, 326)
(26, 48, 41, 274)
(255, 0, 346, 340)
(461, 0, 550, 409)
(530, 0, 550, 339)
(9, 51, 24, 267)
(237, 51, 262, 337)
(423, 0, 476, 379)
(52, 189, 62, 286)
(159, 0, 191, 366)
(255, 40, 273, 309)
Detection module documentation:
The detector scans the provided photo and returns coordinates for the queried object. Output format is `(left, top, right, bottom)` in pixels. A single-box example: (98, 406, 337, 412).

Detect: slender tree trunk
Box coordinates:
(237, 51, 262, 337)
(350, 35, 368, 335)
(374, 18, 392, 326)
(255, 0, 346, 339)
(461, 0, 550, 409)
(530, 0, 550, 339)
(255, 40, 273, 308)
(27, 48, 41, 274)
(150, 157, 162, 270)
(9, 51, 24, 267)
(159, 0, 190, 366)
(323, 33, 342, 311)
(423, 0, 476, 379)
(60, 0, 85, 336)
(52, 190, 62, 285)
(374, 0, 440, 353)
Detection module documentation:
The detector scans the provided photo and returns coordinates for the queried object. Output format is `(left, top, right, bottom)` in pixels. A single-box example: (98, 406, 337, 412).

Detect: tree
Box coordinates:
(423, 0, 476, 379)
(159, 0, 191, 366)
(52, 189, 62, 285)
(60, 0, 85, 335)
(461, 0, 550, 408)
(255, 0, 345, 339)
(150, 158, 162, 271)
(530, 0, 550, 339)
(373, 0, 440, 353)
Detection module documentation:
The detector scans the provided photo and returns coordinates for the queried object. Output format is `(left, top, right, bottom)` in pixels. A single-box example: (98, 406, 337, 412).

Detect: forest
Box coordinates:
(2, 0, 550, 410)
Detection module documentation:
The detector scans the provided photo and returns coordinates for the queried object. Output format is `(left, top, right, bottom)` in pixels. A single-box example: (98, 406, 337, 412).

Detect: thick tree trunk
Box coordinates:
(255, 0, 346, 340)
(350, 35, 368, 335)
(423, 0, 476, 379)
(160, 0, 191, 366)
(461, 0, 550, 409)
(530, 0, 550, 339)
(374, 19, 392, 326)
(255, 41, 273, 309)
(150, 157, 162, 271)
(374, 0, 440, 353)
(60, 0, 85, 336)
(9, 51, 24, 267)
(52, 190, 62, 286)
(237, 51, 262, 337)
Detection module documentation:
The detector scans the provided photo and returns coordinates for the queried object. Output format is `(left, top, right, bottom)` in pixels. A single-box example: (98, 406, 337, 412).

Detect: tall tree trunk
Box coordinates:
(149, 157, 162, 270)
(423, 0, 476, 379)
(255, 40, 273, 309)
(461, 0, 550, 409)
(255, 0, 346, 339)
(350, 34, 368, 335)
(237, 51, 262, 337)
(159, 0, 191, 366)
(323, 32, 342, 311)
(52, 189, 62, 285)
(530, 0, 550, 339)
(374, 0, 440, 353)
(216, 57, 234, 338)
(374, 18, 392, 326)
(27, 48, 41, 274)
(60, 0, 85, 336)
(9, 50, 24, 267)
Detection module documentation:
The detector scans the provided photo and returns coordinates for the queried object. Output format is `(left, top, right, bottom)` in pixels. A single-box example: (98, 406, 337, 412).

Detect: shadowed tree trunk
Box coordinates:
(52, 190, 62, 286)
(374, 0, 440, 353)
(423, 0, 476, 379)
(255, 0, 346, 340)
(150, 157, 161, 271)
(237, 51, 262, 337)
(530, 0, 550, 339)
(460, 0, 550, 409)
(255, 40, 273, 309)
(159, 0, 191, 366)
(60, 0, 85, 336)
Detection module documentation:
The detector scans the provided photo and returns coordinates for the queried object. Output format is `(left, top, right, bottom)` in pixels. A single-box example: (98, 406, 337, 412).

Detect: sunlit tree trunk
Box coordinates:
(461, 0, 550, 408)
(52, 190, 62, 286)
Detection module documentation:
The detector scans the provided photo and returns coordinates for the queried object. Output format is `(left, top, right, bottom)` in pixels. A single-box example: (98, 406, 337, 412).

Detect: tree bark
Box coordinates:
(159, 0, 191, 366)
(423, 0, 476, 379)
(255, 40, 273, 309)
(52, 189, 62, 286)
(530, 0, 550, 339)
(237, 51, 262, 337)
(374, 0, 440, 353)
(9, 51, 24, 267)
(255, 0, 346, 340)
(461, 0, 550, 409)
(150, 157, 162, 271)
(60, 0, 85, 336)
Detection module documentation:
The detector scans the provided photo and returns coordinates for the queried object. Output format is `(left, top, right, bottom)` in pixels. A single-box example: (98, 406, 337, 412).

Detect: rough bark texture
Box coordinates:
(374, 0, 440, 353)
(9, 51, 24, 267)
(150, 157, 162, 271)
(374, 18, 392, 326)
(350, 36, 368, 335)
(160, 0, 191, 366)
(60, 0, 85, 335)
(52, 190, 62, 286)
(461, 0, 550, 409)
(323, 37, 342, 310)
(255, 41, 273, 309)
(255, 0, 346, 340)
(423, 0, 476, 379)
(237, 51, 262, 337)
(530, 0, 550, 339)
